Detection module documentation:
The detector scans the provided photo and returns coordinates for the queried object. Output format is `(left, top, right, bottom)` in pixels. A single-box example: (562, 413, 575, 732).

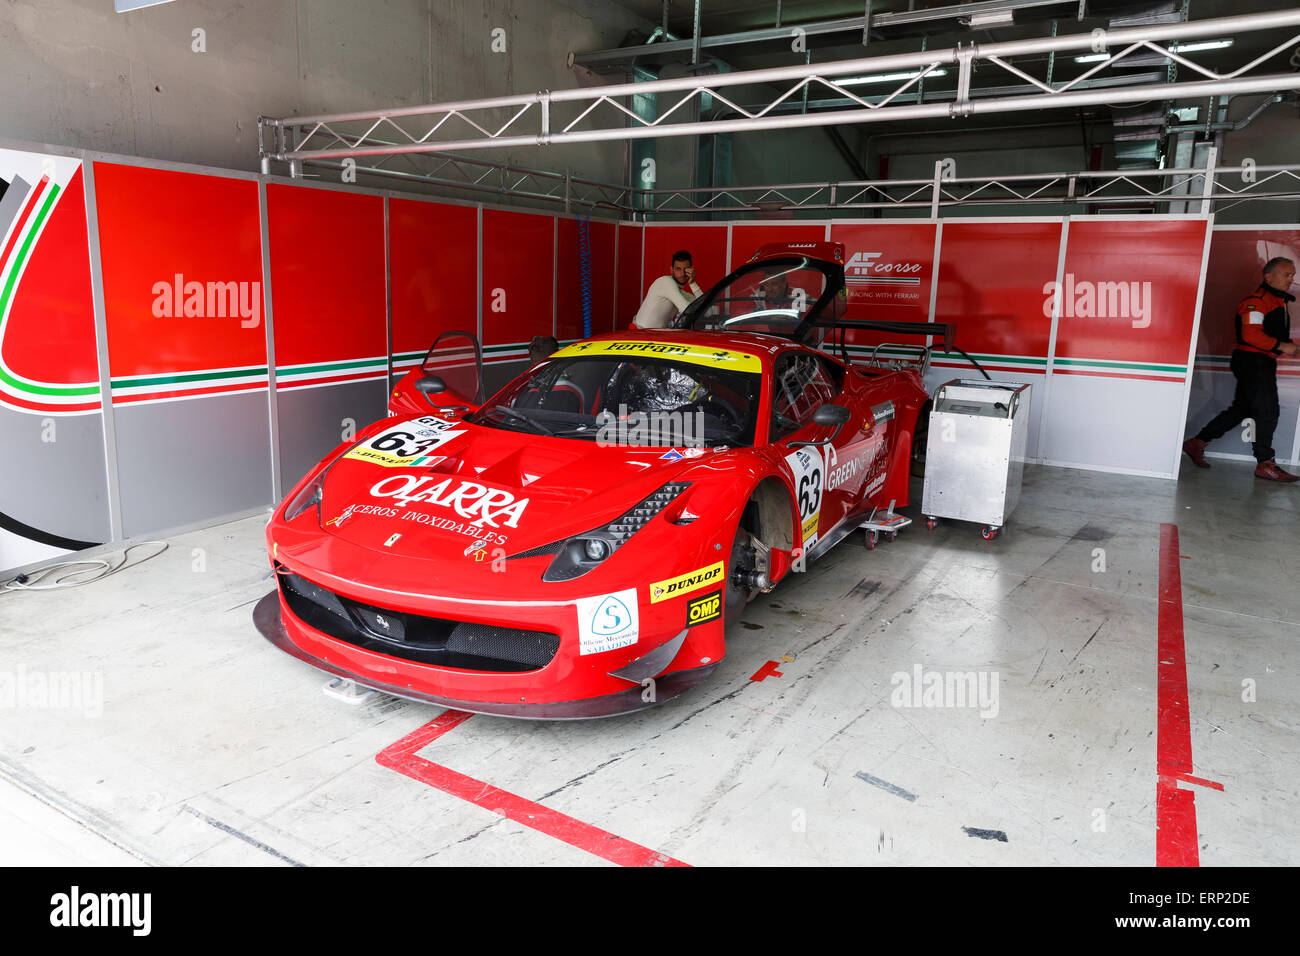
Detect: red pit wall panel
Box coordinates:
(933, 221, 1063, 365)
(728, 223, 827, 270)
(557, 218, 617, 341)
(640, 225, 728, 303)
(830, 221, 937, 348)
(389, 199, 479, 357)
(1198, 228, 1300, 357)
(614, 223, 643, 329)
(94, 163, 265, 382)
(267, 184, 386, 371)
(1054, 219, 1209, 369)
(2, 165, 99, 399)
(481, 208, 556, 349)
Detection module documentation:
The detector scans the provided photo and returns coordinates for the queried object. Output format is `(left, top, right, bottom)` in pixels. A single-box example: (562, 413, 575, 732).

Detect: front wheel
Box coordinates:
(725, 525, 756, 625)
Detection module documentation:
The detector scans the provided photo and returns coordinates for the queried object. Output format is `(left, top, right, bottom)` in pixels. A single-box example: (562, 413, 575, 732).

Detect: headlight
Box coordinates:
(284, 469, 327, 523)
(281, 442, 356, 524)
(542, 481, 690, 582)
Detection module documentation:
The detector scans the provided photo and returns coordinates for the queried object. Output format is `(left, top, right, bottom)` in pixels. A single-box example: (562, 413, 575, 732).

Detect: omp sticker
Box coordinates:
(576, 589, 639, 655)
(1248, 311, 1265, 325)
(686, 590, 722, 627)
(784, 447, 824, 551)
(345, 416, 464, 468)
(649, 561, 725, 604)
(553, 340, 762, 373)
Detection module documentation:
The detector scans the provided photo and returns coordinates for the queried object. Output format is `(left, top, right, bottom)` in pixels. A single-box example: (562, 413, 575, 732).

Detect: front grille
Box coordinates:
(277, 568, 560, 672)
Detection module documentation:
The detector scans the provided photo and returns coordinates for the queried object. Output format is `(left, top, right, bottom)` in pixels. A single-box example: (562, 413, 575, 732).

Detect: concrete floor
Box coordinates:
(1, 461, 1296, 867)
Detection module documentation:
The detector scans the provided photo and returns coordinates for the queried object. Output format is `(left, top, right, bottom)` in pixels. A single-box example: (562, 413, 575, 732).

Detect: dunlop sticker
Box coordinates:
(686, 590, 723, 627)
(553, 340, 762, 373)
(650, 561, 725, 604)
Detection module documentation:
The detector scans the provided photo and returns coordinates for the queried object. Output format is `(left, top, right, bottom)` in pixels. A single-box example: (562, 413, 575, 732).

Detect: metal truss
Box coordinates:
(285, 146, 1297, 218)
(261, 9, 1300, 166)
(638, 156, 1300, 216)
(293, 151, 633, 213)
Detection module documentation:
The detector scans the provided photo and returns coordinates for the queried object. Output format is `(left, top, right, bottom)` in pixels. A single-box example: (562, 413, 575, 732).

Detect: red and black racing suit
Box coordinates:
(1194, 282, 1295, 462)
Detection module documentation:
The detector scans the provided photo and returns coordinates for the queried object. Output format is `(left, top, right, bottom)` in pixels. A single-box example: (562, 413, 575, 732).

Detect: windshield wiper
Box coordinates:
(483, 405, 555, 436)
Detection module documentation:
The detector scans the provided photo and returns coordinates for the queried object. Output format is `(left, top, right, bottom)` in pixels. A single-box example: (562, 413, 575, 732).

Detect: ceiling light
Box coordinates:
(1074, 38, 1233, 64)
(967, 11, 1015, 28)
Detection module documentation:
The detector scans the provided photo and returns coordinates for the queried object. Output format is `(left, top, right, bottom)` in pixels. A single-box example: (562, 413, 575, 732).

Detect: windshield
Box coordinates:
(468, 354, 761, 447)
(681, 259, 832, 336)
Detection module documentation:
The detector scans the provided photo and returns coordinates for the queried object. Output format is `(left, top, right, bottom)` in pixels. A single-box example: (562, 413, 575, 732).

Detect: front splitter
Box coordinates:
(253, 591, 718, 720)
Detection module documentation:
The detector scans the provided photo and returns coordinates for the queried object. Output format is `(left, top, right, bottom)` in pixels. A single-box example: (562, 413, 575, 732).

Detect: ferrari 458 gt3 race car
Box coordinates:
(255, 241, 951, 718)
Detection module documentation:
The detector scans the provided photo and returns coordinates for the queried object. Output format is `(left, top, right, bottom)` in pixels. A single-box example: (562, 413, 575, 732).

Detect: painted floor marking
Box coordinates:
(376, 709, 690, 867)
(1156, 523, 1223, 867)
(750, 660, 784, 682)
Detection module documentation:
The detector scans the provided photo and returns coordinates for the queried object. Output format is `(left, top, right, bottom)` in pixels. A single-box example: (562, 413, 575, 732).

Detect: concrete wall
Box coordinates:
(0, 0, 651, 202)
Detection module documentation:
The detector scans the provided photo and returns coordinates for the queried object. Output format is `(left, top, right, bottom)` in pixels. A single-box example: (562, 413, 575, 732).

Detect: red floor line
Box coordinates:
(1156, 523, 1200, 867)
(750, 660, 784, 682)
(376, 709, 691, 868)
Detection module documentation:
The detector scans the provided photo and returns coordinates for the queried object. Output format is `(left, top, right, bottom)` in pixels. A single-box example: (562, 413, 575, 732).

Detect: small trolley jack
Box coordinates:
(860, 499, 912, 550)
(322, 677, 378, 705)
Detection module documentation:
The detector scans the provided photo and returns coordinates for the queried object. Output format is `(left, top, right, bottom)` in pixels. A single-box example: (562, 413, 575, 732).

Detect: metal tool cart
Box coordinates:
(921, 379, 1031, 540)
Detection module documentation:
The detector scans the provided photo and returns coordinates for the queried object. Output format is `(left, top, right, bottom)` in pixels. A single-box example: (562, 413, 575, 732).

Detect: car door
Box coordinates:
(769, 349, 868, 554)
(389, 330, 485, 416)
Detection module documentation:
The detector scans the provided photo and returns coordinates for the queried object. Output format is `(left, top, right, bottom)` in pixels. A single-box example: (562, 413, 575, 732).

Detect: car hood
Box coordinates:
(316, 415, 722, 559)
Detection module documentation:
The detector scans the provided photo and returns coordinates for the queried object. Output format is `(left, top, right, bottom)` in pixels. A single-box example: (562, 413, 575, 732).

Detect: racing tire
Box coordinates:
(910, 404, 931, 478)
(724, 524, 755, 627)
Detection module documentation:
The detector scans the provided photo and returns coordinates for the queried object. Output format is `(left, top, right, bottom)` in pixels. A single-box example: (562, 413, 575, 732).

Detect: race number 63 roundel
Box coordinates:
(785, 447, 824, 551)
(344, 416, 464, 468)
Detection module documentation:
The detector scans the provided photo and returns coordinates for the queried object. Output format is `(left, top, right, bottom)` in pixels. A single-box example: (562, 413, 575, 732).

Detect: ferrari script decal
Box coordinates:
(649, 561, 725, 604)
(553, 340, 762, 373)
(369, 475, 529, 528)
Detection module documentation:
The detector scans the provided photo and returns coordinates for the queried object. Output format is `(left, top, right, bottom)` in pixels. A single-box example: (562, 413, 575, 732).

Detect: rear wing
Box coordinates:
(823, 320, 990, 380)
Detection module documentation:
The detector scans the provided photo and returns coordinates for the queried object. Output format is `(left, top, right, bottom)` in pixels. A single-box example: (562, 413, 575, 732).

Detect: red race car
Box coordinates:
(255, 241, 948, 718)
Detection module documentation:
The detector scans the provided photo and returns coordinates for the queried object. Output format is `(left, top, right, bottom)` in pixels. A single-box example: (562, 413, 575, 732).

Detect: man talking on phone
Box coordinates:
(633, 250, 702, 329)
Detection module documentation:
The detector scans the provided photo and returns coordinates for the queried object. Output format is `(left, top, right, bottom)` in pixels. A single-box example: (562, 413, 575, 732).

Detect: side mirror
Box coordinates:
(790, 403, 850, 448)
(415, 375, 446, 394)
(812, 404, 850, 428)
